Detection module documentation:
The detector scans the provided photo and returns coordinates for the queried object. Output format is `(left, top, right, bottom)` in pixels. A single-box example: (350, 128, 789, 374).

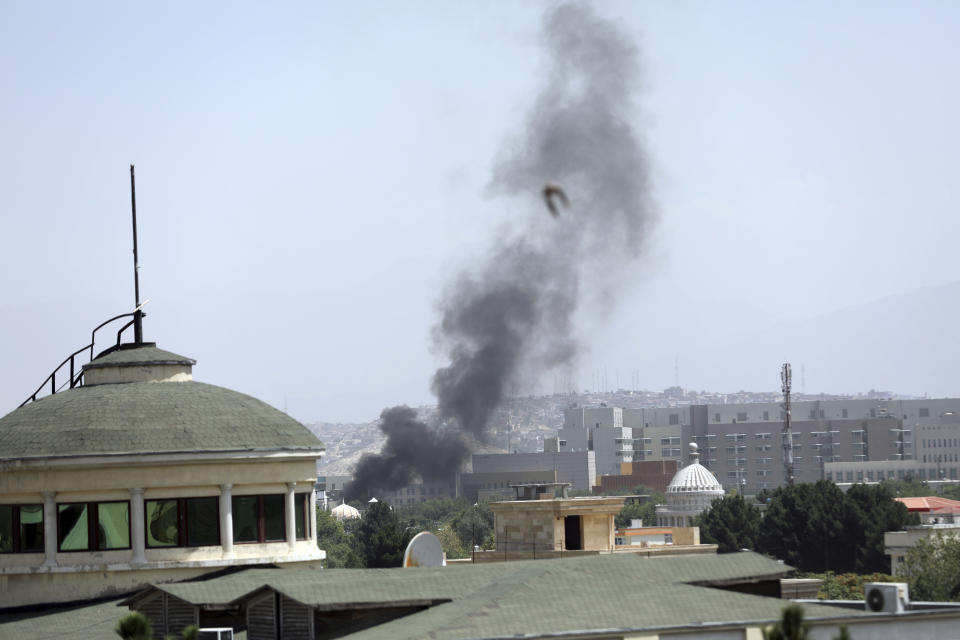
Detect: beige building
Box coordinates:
(486, 484, 624, 557)
(885, 496, 960, 573)
(0, 341, 325, 608)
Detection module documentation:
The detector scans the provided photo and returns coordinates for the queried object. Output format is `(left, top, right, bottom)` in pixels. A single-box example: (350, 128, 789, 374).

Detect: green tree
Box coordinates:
(435, 523, 467, 559)
(354, 502, 413, 568)
(696, 494, 761, 553)
(115, 612, 151, 640)
(398, 498, 470, 531)
(762, 604, 810, 640)
(879, 477, 931, 497)
(799, 571, 896, 600)
(842, 483, 918, 573)
(450, 502, 494, 550)
(758, 481, 850, 572)
(759, 481, 921, 574)
(615, 492, 664, 529)
(896, 532, 960, 601)
(941, 484, 960, 501)
(316, 508, 363, 568)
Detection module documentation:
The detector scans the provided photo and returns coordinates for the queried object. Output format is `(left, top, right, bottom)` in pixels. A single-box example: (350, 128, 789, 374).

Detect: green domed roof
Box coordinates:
(83, 343, 196, 370)
(0, 381, 323, 460)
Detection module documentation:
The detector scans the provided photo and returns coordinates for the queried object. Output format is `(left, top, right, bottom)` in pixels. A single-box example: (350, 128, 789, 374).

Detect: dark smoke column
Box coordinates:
(346, 2, 657, 502)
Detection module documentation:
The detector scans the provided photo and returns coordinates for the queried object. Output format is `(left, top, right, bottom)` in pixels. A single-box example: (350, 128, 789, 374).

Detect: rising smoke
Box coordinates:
(346, 2, 656, 501)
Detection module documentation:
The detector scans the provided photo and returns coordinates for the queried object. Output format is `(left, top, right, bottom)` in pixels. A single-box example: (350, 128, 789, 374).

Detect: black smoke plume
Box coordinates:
(346, 2, 656, 501)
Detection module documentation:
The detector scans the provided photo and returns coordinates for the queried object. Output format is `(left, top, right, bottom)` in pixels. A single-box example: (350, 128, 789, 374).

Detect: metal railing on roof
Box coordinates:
(18, 310, 143, 408)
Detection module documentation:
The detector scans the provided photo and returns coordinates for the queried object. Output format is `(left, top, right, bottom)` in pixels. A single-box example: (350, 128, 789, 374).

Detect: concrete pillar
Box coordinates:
(285, 482, 297, 549)
(41, 491, 57, 567)
(130, 487, 146, 565)
(219, 484, 234, 558)
(309, 487, 318, 545)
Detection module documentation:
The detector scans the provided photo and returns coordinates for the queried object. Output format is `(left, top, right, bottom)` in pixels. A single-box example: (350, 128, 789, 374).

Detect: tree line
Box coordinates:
(696, 480, 919, 574)
(317, 498, 495, 568)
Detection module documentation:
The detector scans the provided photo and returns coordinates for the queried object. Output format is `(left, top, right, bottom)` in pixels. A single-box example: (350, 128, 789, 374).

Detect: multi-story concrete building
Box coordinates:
(556, 407, 633, 476)
(471, 452, 596, 492)
(561, 398, 960, 493)
(375, 478, 458, 507)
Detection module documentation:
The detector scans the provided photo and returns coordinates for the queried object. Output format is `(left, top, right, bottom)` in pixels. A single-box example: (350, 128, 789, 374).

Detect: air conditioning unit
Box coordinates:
(864, 582, 909, 613)
(197, 628, 234, 640)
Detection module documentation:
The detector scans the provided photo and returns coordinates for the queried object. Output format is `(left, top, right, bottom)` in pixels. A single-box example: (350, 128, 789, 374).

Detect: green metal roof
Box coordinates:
(125, 553, 867, 640)
(0, 554, 885, 640)
(0, 380, 323, 460)
(83, 343, 196, 369)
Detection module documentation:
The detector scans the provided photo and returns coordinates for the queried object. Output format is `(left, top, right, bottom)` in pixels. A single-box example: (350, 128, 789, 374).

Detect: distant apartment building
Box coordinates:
(555, 407, 633, 476)
(471, 451, 596, 492)
(560, 398, 960, 493)
(825, 458, 960, 485)
(460, 470, 558, 503)
(376, 478, 458, 506)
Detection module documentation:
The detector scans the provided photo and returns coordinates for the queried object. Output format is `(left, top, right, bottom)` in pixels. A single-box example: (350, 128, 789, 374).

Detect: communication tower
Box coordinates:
(781, 363, 794, 485)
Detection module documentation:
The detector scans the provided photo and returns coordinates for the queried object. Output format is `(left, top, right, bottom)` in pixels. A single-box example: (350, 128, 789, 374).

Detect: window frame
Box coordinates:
(232, 494, 287, 544)
(145, 496, 221, 549)
(57, 500, 131, 552)
(294, 492, 310, 541)
(0, 503, 44, 554)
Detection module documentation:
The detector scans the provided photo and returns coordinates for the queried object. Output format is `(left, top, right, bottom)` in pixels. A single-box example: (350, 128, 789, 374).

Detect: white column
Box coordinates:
(130, 488, 146, 565)
(285, 482, 297, 550)
(41, 491, 57, 567)
(219, 484, 234, 558)
(309, 487, 318, 545)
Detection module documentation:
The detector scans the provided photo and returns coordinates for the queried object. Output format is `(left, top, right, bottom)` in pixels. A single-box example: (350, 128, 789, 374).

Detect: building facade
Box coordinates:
(560, 398, 960, 493)
(0, 343, 325, 608)
(471, 451, 596, 492)
(556, 407, 633, 476)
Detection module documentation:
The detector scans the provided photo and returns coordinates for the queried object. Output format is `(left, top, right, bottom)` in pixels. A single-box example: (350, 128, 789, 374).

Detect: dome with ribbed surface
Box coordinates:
(666, 443, 724, 494)
(656, 443, 725, 527)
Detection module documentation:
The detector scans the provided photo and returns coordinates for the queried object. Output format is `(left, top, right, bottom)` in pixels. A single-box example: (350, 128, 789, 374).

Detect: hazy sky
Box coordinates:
(3, 1, 959, 423)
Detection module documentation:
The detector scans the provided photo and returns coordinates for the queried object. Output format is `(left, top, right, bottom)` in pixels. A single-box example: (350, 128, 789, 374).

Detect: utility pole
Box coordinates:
(781, 363, 794, 485)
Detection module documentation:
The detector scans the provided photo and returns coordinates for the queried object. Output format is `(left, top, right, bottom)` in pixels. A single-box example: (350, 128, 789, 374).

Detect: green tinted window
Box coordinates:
(186, 498, 218, 546)
(59, 504, 89, 551)
(232, 496, 259, 543)
(146, 500, 179, 547)
(19, 505, 44, 553)
(97, 502, 130, 549)
(295, 493, 307, 539)
(263, 495, 285, 541)
(0, 506, 12, 553)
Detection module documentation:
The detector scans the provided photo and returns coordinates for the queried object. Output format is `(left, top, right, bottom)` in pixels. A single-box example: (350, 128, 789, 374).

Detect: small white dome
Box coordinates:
(331, 503, 360, 520)
(666, 442, 723, 495)
(656, 443, 725, 526)
(666, 464, 724, 494)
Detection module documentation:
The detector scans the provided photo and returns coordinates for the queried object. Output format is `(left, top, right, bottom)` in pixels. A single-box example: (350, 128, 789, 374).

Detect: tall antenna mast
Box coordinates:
(130, 164, 143, 344)
(781, 363, 794, 485)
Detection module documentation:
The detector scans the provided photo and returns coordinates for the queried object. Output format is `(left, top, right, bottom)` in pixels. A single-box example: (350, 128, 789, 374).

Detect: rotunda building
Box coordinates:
(0, 339, 326, 608)
(655, 443, 724, 527)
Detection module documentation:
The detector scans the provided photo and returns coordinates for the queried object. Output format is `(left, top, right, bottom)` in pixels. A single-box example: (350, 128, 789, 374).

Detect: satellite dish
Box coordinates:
(402, 531, 446, 568)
